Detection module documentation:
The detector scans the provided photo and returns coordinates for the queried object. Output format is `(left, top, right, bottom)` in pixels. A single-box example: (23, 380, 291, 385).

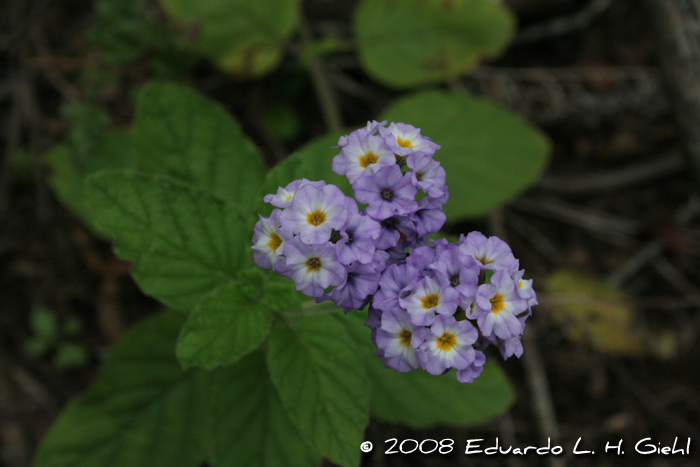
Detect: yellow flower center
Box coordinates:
(305, 257, 322, 272)
(490, 293, 505, 314)
(476, 255, 493, 265)
(436, 332, 456, 351)
(396, 137, 413, 148)
(399, 329, 412, 347)
(421, 294, 440, 309)
(267, 232, 283, 253)
(359, 152, 378, 168)
(306, 210, 326, 227)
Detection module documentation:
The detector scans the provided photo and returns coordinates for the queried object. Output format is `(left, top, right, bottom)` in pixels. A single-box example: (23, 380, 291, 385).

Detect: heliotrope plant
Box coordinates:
(253, 121, 537, 383)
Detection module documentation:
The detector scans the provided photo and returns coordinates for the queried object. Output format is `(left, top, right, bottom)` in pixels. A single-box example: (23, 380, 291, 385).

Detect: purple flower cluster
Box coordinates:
(252, 121, 536, 383)
(369, 233, 537, 383)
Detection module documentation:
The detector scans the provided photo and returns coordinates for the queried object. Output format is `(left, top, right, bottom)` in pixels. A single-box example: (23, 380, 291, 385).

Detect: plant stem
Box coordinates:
(299, 18, 343, 133)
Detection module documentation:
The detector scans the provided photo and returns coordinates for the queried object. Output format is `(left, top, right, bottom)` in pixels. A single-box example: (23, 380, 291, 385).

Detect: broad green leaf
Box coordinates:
(237, 267, 306, 313)
(238, 267, 305, 313)
(369, 361, 514, 427)
(267, 314, 369, 467)
(261, 274, 304, 312)
(380, 90, 551, 219)
(210, 351, 322, 467)
(134, 81, 265, 211)
(85, 170, 249, 312)
(177, 282, 272, 369)
(258, 130, 352, 217)
(355, 0, 515, 88)
(158, 0, 301, 78)
(33, 311, 209, 467)
(47, 129, 136, 228)
(237, 267, 269, 299)
(47, 145, 88, 220)
(340, 309, 515, 427)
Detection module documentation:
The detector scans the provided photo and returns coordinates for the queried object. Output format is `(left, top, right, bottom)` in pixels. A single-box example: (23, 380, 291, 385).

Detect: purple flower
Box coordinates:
(498, 336, 523, 360)
(430, 237, 451, 256)
(335, 199, 381, 265)
(408, 155, 446, 197)
(475, 271, 528, 340)
(376, 309, 425, 372)
(417, 315, 478, 375)
(405, 245, 437, 273)
(275, 237, 346, 298)
(385, 244, 408, 265)
(251, 210, 290, 269)
(319, 251, 388, 312)
(379, 122, 440, 157)
(430, 246, 479, 304)
(279, 183, 348, 245)
(366, 304, 382, 329)
(426, 186, 449, 208)
(463, 298, 482, 320)
(332, 130, 395, 183)
(399, 276, 460, 326)
(375, 216, 416, 250)
(456, 350, 486, 383)
(263, 179, 326, 209)
(353, 165, 418, 220)
(459, 232, 519, 271)
(366, 305, 383, 354)
(410, 198, 447, 237)
(373, 263, 420, 312)
(364, 120, 388, 135)
(513, 269, 538, 307)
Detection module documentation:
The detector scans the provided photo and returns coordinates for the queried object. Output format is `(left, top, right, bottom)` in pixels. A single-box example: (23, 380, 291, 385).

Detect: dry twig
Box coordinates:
(538, 150, 685, 195)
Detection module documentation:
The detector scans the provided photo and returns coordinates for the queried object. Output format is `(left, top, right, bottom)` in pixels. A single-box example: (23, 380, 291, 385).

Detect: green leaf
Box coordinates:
(33, 311, 209, 467)
(134, 81, 266, 211)
(47, 129, 136, 228)
(380, 90, 551, 219)
(258, 130, 352, 216)
(158, 0, 301, 78)
(261, 274, 304, 312)
(85, 170, 249, 312)
(369, 361, 514, 426)
(267, 314, 369, 467)
(355, 0, 515, 88)
(237, 267, 269, 299)
(210, 351, 322, 467)
(340, 309, 515, 427)
(52, 342, 90, 370)
(176, 282, 272, 369)
(29, 307, 57, 340)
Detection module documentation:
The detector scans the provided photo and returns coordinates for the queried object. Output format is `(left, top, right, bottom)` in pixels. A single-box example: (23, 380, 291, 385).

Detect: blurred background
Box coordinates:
(1, 0, 700, 466)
